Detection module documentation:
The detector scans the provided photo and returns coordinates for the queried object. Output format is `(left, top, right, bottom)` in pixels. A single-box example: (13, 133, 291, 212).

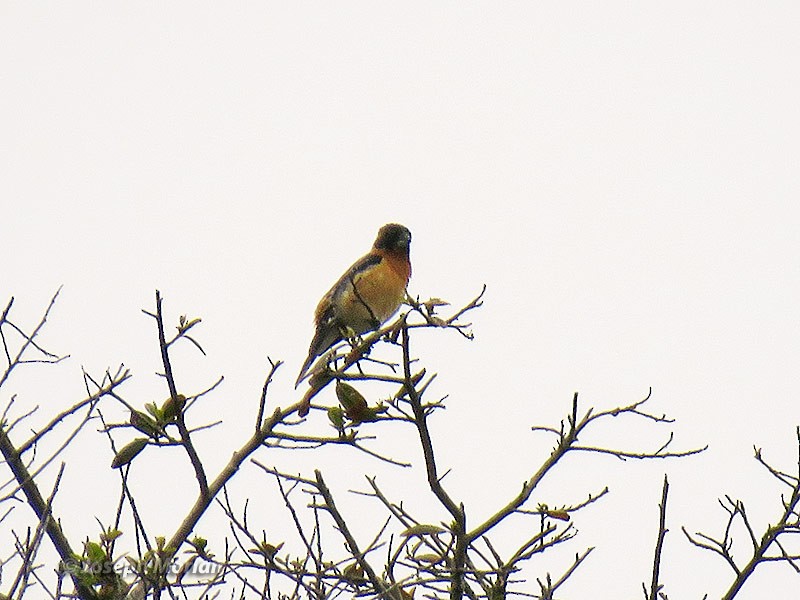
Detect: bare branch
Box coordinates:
(256, 357, 283, 432)
(0, 289, 65, 390)
(401, 323, 467, 600)
(0, 424, 93, 599)
(314, 469, 393, 598)
(685, 427, 800, 599)
(152, 290, 208, 497)
(7, 463, 65, 600)
(18, 366, 131, 455)
(646, 475, 670, 600)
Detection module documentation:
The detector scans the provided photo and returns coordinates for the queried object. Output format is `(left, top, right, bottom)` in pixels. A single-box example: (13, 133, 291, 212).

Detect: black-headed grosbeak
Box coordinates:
(296, 223, 412, 390)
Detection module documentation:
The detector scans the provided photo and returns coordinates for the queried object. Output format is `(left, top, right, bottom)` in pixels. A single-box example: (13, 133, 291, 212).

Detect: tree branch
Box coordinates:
(646, 475, 669, 600)
(152, 290, 208, 497)
(401, 324, 467, 600)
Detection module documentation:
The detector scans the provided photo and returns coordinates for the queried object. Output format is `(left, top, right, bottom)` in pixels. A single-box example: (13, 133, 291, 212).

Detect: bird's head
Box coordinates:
(373, 223, 411, 255)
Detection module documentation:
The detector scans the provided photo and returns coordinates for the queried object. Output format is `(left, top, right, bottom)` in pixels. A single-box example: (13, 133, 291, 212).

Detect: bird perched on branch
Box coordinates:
(296, 223, 412, 391)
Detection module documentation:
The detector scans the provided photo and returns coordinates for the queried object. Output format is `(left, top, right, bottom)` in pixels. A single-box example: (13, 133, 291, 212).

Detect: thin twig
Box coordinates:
(646, 475, 669, 600)
(314, 469, 392, 598)
(152, 290, 208, 497)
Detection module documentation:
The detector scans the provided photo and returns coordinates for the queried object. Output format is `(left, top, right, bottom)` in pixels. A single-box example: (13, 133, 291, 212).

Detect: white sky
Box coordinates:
(2, 3, 800, 598)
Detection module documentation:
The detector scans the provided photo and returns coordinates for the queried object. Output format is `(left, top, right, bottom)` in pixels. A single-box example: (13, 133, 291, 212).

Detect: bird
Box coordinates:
(296, 223, 412, 389)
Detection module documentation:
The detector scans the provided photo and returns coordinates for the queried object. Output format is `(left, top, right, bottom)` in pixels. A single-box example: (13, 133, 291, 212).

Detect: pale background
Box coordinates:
(2, 3, 800, 598)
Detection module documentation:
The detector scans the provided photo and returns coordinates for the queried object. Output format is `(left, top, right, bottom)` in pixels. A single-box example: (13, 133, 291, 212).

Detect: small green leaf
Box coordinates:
(162, 394, 186, 420)
(130, 411, 160, 437)
(72, 567, 97, 588)
(190, 536, 207, 552)
(342, 563, 366, 584)
(255, 541, 283, 559)
(327, 406, 345, 430)
(111, 438, 148, 469)
(84, 541, 107, 564)
(414, 553, 441, 563)
(100, 528, 123, 543)
(357, 407, 381, 423)
(336, 381, 368, 422)
(401, 524, 445, 537)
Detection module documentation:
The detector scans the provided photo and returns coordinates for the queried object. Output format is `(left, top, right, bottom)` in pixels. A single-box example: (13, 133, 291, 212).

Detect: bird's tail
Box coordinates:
(295, 326, 341, 388)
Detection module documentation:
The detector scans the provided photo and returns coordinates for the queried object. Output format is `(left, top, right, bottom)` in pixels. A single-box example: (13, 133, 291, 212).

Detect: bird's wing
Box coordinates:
(319, 252, 384, 322)
(296, 252, 383, 387)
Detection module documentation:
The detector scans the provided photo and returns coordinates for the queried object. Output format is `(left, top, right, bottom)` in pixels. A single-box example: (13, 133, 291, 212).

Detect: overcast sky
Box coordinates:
(3, 3, 800, 598)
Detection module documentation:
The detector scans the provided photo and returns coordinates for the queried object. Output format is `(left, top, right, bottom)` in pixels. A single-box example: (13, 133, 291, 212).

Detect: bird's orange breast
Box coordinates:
(338, 252, 409, 333)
